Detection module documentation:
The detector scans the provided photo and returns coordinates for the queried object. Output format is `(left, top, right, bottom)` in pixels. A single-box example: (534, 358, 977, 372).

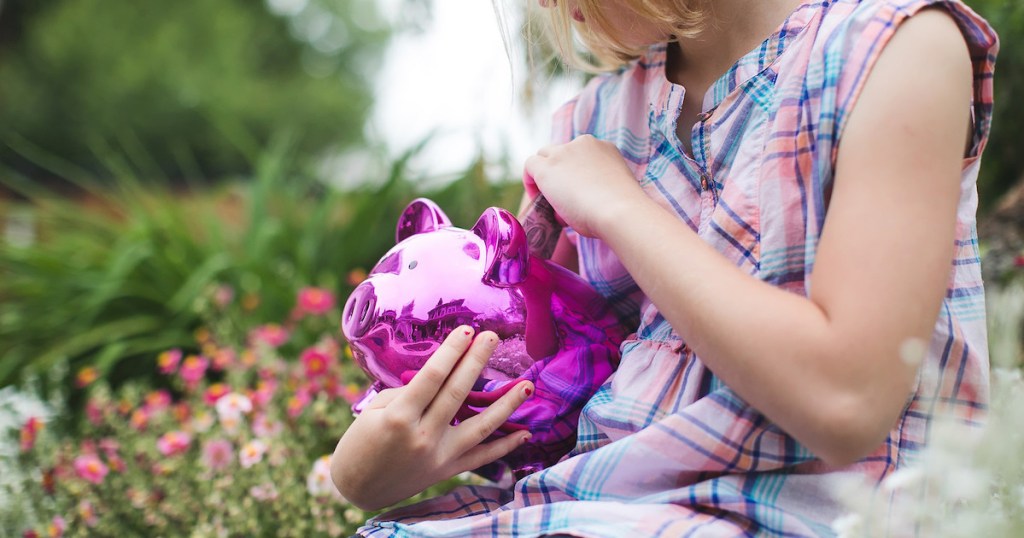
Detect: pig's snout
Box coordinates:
(343, 283, 376, 340)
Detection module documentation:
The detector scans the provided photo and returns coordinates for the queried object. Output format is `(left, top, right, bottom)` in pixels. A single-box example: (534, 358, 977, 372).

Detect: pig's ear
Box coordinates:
(471, 208, 529, 287)
(396, 198, 452, 243)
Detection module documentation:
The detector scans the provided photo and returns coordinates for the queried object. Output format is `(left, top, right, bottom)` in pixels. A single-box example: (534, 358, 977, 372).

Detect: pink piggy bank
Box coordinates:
(342, 198, 624, 477)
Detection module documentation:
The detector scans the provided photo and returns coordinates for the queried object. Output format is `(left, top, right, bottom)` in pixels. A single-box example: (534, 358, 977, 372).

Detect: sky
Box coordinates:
(366, 0, 582, 183)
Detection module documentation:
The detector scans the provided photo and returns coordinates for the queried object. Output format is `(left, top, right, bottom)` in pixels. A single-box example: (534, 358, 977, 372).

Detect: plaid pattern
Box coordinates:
(359, 0, 997, 535)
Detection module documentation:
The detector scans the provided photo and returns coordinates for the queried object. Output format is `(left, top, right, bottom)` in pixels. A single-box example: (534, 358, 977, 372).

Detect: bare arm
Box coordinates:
(525, 10, 973, 466)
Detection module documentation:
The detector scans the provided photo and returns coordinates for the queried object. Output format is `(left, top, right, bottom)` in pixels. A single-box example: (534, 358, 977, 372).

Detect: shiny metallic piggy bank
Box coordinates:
(341, 198, 623, 476)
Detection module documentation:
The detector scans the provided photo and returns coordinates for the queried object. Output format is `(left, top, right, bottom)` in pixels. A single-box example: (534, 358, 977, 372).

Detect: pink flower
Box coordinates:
(297, 287, 336, 315)
(157, 349, 182, 375)
(252, 414, 283, 439)
(249, 324, 290, 348)
(73, 455, 109, 485)
(19, 417, 43, 452)
(47, 516, 66, 538)
(98, 438, 120, 457)
(301, 348, 332, 379)
(201, 439, 234, 471)
(85, 399, 104, 425)
(239, 439, 267, 468)
(215, 392, 253, 419)
(213, 285, 234, 308)
(286, 391, 311, 419)
(204, 383, 230, 406)
(143, 390, 172, 413)
(249, 482, 279, 501)
(211, 348, 236, 371)
(156, 431, 192, 456)
(178, 355, 209, 388)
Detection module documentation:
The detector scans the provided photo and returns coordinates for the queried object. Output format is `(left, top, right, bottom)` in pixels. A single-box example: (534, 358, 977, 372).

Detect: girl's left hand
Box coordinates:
(524, 135, 648, 238)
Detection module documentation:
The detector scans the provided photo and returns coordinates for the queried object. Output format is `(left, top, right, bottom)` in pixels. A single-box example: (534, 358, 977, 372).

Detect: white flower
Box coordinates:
(830, 513, 864, 538)
(881, 467, 925, 492)
(307, 455, 344, 501)
(215, 393, 253, 419)
(218, 413, 242, 435)
(239, 439, 267, 468)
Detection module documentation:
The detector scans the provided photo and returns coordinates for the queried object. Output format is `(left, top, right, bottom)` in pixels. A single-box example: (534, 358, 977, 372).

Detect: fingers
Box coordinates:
(455, 381, 534, 451)
(396, 326, 476, 412)
(455, 428, 532, 475)
(423, 331, 499, 427)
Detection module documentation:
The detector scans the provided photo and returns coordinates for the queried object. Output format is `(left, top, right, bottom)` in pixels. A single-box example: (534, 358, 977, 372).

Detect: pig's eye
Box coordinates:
(370, 252, 401, 275)
(407, 260, 418, 270)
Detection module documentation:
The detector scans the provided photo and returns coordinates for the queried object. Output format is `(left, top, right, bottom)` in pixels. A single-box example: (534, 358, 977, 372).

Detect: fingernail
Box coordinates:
(523, 385, 533, 397)
(521, 433, 532, 444)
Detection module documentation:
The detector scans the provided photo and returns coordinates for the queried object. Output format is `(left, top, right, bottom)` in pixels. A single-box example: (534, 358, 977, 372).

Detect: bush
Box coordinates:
(2, 285, 476, 537)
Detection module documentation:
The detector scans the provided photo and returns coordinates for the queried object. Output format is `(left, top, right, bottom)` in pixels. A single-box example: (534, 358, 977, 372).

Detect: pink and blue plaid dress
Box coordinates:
(359, 0, 997, 535)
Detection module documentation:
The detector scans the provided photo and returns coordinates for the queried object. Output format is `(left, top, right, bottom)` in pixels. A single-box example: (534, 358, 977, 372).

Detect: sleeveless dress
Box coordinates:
(358, 0, 998, 535)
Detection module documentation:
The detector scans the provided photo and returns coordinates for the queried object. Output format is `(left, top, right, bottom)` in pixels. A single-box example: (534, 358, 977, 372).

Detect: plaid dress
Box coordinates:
(358, 0, 997, 535)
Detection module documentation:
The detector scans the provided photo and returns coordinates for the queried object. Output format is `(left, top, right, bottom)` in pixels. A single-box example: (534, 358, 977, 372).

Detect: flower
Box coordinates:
(201, 439, 234, 471)
(215, 392, 253, 419)
(286, 391, 311, 419)
(252, 413, 283, 439)
(190, 410, 215, 433)
(301, 348, 332, 379)
(85, 399, 104, 425)
(156, 431, 192, 456)
(77, 500, 98, 527)
(157, 349, 182, 375)
(130, 408, 149, 430)
(213, 284, 234, 308)
(219, 413, 242, 435)
(73, 454, 109, 485)
(211, 348, 236, 371)
(346, 268, 367, 287)
(204, 383, 231, 406)
(249, 482, 279, 501)
(75, 367, 98, 388)
(47, 516, 66, 538)
(98, 438, 119, 457)
(306, 455, 342, 499)
(250, 324, 290, 348)
(20, 417, 43, 452)
(297, 287, 336, 315)
(239, 439, 267, 468)
(179, 355, 209, 388)
(143, 389, 172, 413)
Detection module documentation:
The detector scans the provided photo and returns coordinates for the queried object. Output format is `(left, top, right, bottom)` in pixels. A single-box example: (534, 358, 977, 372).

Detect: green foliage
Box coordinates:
(965, 0, 1024, 210)
(0, 136, 523, 398)
(0, 0, 389, 180)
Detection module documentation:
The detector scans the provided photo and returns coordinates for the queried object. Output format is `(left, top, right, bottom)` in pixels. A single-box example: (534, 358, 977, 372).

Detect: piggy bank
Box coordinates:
(342, 198, 624, 477)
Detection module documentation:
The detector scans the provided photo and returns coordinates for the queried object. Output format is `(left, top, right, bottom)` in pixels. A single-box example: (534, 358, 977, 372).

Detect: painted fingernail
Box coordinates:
(523, 385, 533, 397)
(572, 8, 584, 22)
(521, 433, 532, 444)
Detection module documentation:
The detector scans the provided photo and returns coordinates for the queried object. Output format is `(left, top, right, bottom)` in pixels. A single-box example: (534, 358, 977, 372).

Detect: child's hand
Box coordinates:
(329, 327, 534, 511)
(524, 135, 648, 238)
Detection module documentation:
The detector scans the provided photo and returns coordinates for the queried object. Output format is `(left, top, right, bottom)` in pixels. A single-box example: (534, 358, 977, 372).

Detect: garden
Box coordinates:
(1, 0, 1023, 536)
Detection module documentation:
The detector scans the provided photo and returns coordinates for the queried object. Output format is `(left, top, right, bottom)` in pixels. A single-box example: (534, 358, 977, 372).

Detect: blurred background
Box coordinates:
(0, 0, 1021, 481)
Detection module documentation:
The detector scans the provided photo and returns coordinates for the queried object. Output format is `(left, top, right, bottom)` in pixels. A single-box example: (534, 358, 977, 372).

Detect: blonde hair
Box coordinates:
(532, 0, 706, 72)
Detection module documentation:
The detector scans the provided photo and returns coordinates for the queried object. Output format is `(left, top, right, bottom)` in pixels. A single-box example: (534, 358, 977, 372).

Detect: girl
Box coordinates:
(332, 0, 998, 535)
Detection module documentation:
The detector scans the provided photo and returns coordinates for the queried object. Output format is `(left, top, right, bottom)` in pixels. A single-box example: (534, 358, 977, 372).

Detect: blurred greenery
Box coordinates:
(0, 136, 522, 396)
(0, 0, 389, 183)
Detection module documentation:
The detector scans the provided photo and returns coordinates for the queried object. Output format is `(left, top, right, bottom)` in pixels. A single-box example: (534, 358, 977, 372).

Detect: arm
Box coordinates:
(524, 10, 973, 466)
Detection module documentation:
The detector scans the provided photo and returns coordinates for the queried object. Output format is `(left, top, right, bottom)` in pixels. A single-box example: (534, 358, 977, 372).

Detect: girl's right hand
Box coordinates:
(329, 327, 534, 511)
